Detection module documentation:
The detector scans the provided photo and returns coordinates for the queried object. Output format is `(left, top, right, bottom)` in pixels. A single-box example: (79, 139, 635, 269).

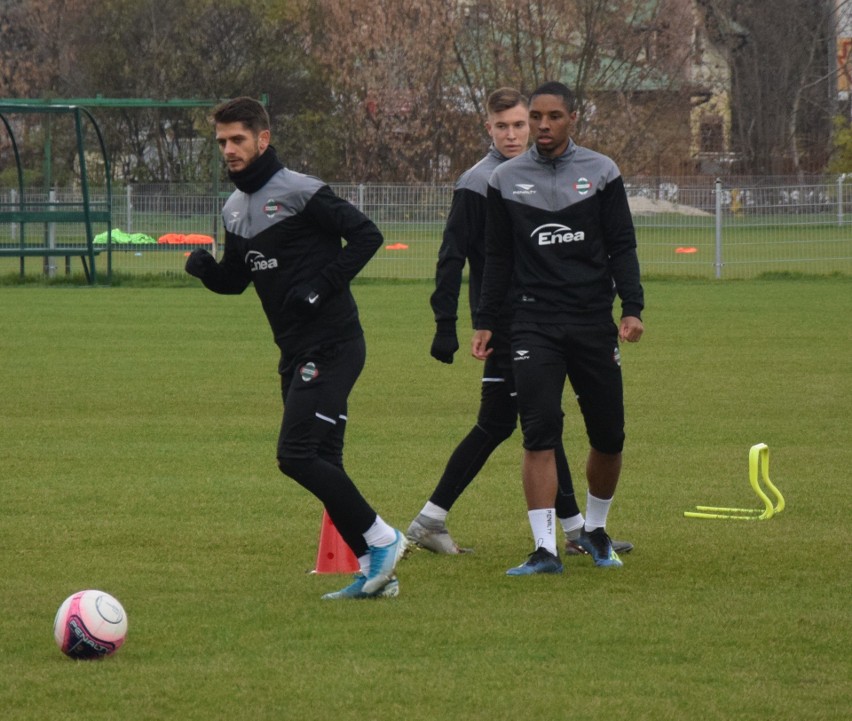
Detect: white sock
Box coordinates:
(420, 501, 448, 523)
(560, 513, 584, 539)
(529, 508, 557, 555)
(585, 493, 613, 531)
(363, 515, 397, 547)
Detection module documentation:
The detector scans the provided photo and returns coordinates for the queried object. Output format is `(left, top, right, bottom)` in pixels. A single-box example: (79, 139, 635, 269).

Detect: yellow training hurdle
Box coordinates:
(684, 443, 786, 520)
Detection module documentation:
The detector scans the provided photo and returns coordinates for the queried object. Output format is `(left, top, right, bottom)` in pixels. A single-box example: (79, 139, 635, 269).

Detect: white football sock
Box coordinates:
(529, 508, 557, 555)
(363, 515, 397, 547)
(585, 493, 613, 531)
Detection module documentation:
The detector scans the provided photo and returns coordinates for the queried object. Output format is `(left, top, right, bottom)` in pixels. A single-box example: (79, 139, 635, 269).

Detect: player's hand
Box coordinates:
(430, 328, 459, 364)
(185, 248, 216, 278)
(283, 284, 323, 316)
(619, 315, 644, 343)
(471, 330, 493, 361)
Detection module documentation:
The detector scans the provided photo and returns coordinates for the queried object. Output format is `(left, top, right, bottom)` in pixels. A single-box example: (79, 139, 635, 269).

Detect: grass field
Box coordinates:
(1, 277, 850, 720)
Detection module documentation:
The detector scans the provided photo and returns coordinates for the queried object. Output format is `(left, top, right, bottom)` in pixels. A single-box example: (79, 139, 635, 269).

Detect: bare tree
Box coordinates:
(572, 0, 698, 174)
(0, 0, 84, 97)
(0, 0, 328, 183)
(69, 0, 322, 182)
(696, 0, 836, 175)
(0, 0, 91, 184)
(11, 0, 834, 182)
(306, 0, 479, 181)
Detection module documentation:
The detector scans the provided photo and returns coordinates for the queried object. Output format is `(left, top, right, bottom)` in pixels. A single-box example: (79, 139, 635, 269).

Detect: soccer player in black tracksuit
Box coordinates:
(406, 88, 633, 558)
(473, 82, 645, 575)
(185, 97, 405, 600)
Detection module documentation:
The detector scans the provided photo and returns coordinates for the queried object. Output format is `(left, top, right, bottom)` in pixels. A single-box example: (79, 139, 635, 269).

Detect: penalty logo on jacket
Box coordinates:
(299, 362, 319, 382)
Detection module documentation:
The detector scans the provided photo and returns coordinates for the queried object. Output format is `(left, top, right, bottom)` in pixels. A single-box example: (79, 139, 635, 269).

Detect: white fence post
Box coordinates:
(46, 188, 57, 278)
(714, 178, 723, 279)
(838, 174, 847, 227)
(127, 184, 133, 233)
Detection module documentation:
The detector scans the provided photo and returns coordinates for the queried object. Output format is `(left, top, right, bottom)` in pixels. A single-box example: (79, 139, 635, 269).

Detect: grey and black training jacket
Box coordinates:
(476, 141, 644, 330)
(430, 145, 512, 336)
(198, 160, 383, 357)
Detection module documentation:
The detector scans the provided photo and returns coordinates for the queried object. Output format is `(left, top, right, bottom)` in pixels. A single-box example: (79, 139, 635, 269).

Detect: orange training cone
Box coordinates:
(313, 510, 360, 574)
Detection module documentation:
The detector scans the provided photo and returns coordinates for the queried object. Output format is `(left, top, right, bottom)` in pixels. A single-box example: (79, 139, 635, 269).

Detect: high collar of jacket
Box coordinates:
(530, 139, 576, 165)
(229, 146, 284, 194)
(488, 144, 509, 162)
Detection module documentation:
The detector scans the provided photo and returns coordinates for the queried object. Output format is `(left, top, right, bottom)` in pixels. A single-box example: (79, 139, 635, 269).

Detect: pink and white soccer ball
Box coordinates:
(53, 590, 128, 659)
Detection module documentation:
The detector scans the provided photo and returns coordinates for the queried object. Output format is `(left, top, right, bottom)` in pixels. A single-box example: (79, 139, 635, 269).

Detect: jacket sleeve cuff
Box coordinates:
(620, 303, 643, 320)
(475, 312, 497, 330)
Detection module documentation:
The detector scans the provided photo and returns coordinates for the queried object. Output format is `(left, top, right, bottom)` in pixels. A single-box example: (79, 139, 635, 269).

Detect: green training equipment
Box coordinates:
(684, 443, 785, 520)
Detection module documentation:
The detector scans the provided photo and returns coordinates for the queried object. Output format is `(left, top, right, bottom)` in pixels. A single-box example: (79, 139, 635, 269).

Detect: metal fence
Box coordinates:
(2, 176, 851, 281)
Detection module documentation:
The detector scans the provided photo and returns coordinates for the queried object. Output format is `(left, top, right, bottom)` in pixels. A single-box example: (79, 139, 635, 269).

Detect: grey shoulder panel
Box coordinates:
(455, 151, 503, 196)
(222, 169, 325, 239)
(489, 146, 620, 212)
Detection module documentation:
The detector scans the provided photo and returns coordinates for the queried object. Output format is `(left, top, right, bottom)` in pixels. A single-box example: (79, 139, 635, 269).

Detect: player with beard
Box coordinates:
(186, 97, 406, 599)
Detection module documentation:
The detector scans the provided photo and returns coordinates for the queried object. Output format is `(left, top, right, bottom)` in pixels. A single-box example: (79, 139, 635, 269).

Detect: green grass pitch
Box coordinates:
(1, 277, 849, 720)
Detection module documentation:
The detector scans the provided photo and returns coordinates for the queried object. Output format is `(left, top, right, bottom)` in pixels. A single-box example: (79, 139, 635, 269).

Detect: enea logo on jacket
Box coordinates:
(531, 223, 585, 246)
(245, 250, 279, 272)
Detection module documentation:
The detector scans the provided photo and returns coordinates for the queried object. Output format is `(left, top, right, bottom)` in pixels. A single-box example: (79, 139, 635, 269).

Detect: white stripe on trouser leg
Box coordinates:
(482, 377, 505, 383)
(315, 412, 337, 424)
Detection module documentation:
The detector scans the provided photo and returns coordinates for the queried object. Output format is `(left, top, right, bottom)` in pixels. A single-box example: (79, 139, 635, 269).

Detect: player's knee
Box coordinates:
(589, 430, 625, 455)
(477, 419, 515, 444)
(277, 431, 321, 477)
(277, 454, 313, 480)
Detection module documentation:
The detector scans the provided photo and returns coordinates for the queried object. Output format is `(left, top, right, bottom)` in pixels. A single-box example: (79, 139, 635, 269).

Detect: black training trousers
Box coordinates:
(276, 335, 376, 557)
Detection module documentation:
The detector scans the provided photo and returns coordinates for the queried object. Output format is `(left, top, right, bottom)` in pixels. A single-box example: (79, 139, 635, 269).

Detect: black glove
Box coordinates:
(283, 277, 331, 317)
(185, 248, 217, 278)
(430, 322, 459, 364)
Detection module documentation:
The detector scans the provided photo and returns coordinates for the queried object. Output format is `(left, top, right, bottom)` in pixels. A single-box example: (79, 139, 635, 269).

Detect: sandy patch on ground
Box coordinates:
(628, 196, 712, 216)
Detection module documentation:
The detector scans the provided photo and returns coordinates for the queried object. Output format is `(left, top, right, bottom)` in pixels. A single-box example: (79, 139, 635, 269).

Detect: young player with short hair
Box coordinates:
(473, 81, 644, 574)
(408, 87, 632, 566)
